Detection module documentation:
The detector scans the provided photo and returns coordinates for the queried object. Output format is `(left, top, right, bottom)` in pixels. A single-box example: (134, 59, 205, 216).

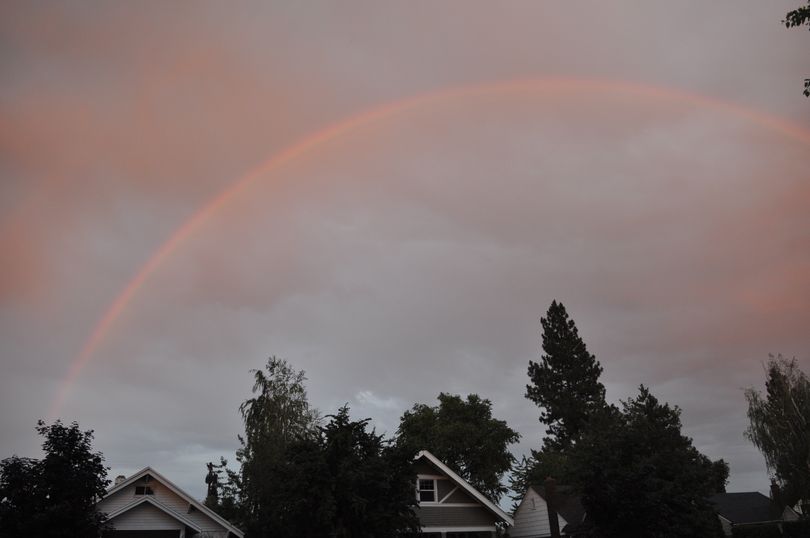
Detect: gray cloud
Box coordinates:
(1, 1, 808, 501)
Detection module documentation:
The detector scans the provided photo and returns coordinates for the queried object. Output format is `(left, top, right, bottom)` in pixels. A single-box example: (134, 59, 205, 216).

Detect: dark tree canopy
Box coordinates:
(240, 407, 419, 538)
(397, 392, 520, 502)
(526, 300, 607, 450)
(745, 355, 810, 509)
(209, 358, 419, 537)
(568, 386, 728, 538)
(0, 420, 110, 538)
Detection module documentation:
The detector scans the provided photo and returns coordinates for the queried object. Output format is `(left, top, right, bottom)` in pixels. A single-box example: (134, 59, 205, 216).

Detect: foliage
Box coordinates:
(745, 355, 810, 509)
(508, 448, 573, 508)
(526, 301, 607, 451)
(205, 357, 320, 530)
(397, 392, 520, 502)
(0, 420, 109, 538)
(783, 1, 810, 96)
(568, 386, 728, 538)
(242, 406, 419, 537)
(210, 358, 419, 537)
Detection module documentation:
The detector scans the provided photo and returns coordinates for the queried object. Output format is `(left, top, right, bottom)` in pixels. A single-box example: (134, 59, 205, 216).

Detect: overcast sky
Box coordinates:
(1, 1, 809, 502)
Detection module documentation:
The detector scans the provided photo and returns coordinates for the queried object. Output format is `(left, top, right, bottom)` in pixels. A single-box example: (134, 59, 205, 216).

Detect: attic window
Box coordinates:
(135, 486, 154, 496)
(418, 479, 436, 503)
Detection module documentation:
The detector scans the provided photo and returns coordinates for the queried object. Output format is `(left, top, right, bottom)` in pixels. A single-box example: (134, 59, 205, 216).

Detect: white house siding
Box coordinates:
(510, 487, 566, 538)
(98, 476, 230, 537)
(107, 503, 182, 531)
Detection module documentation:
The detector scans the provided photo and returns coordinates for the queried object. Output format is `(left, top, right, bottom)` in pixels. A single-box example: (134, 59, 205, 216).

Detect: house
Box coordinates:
(413, 450, 514, 537)
(511, 481, 587, 538)
(96, 467, 244, 538)
(709, 491, 800, 537)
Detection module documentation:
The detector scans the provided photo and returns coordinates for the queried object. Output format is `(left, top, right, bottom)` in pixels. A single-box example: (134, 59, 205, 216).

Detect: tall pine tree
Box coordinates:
(525, 301, 606, 450)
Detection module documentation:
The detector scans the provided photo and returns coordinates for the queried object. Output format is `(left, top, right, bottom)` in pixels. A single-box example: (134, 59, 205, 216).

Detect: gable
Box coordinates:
(413, 451, 513, 526)
(97, 468, 243, 537)
(106, 501, 187, 531)
(511, 487, 567, 538)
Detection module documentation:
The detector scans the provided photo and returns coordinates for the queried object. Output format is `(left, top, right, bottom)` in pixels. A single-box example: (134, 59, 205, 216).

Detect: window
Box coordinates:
(417, 479, 436, 503)
(135, 486, 154, 495)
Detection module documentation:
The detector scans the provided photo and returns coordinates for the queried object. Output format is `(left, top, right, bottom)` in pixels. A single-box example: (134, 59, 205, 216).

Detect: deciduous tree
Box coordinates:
(397, 392, 520, 502)
(783, 1, 810, 96)
(0, 420, 109, 538)
(745, 355, 810, 511)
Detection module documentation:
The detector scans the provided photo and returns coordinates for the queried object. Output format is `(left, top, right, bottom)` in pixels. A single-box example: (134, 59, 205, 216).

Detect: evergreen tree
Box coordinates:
(397, 392, 520, 502)
(568, 386, 727, 538)
(0, 420, 109, 538)
(526, 300, 607, 450)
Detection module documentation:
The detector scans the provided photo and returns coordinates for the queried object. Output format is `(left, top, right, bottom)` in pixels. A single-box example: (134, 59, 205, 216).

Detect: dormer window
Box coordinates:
(135, 486, 154, 496)
(417, 479, 436, 503)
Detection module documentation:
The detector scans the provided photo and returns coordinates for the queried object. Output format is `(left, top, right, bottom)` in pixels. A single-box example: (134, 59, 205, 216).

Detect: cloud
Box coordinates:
(1, 1, 808, 500)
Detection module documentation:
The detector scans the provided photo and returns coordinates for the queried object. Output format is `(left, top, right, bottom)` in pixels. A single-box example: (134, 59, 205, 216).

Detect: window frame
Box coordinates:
(417, 478, 438, 504)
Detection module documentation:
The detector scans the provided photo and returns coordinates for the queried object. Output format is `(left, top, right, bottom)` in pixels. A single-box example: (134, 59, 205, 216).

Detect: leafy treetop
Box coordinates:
(397, 392, 520, 502)
(0, 420, 110, 538)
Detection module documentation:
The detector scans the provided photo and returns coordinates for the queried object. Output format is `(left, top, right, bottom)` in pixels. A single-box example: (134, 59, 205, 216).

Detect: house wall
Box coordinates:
(108, 503, 182, 531)
(415, 505, 498, 527)
(97, 476, 230, 537)
(510, 487, 566, 538)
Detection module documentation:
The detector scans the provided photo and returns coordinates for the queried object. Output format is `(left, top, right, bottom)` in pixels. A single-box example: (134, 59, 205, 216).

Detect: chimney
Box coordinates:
(770, 479, 782, 509)
(115, 475, 126, 486)
(545, 476, 561, 538)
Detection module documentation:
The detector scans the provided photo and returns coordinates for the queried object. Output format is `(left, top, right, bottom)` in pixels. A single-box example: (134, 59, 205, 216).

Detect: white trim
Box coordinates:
(438, 485, 458, 504)
(105, 495, 204, 533)
(101, 467, 245, 537)
(415, 450, 513, 526)
(416, 474, 447, 480)
(428, 502, 480, 507)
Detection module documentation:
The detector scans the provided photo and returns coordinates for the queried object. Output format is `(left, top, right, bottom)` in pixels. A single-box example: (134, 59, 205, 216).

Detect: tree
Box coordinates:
(568, 386, 728, 538)
(207, 357, 320, 533)
(210, 358, 419, 537)
(745, 355, 810, 511)
(0, 420, 109, 538)
(526, 301, 607, 451)
(397, 392, 520, 502)
(319, 407, 419, 537)
(783, 1, 810, 96)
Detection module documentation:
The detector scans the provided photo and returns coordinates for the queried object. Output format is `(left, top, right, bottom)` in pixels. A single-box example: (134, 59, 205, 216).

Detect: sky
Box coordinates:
(1, 1, 809, 503)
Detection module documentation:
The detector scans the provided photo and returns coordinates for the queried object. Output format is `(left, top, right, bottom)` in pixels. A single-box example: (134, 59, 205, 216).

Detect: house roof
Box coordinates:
(709, 492, 784, 525)
(101, 466, 244, 538)
(415, 450, 514, 526)
(532, 483, 587, 528)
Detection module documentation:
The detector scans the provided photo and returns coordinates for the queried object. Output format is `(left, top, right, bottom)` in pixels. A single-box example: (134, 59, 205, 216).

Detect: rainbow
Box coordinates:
(48, 77, 810, 418)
